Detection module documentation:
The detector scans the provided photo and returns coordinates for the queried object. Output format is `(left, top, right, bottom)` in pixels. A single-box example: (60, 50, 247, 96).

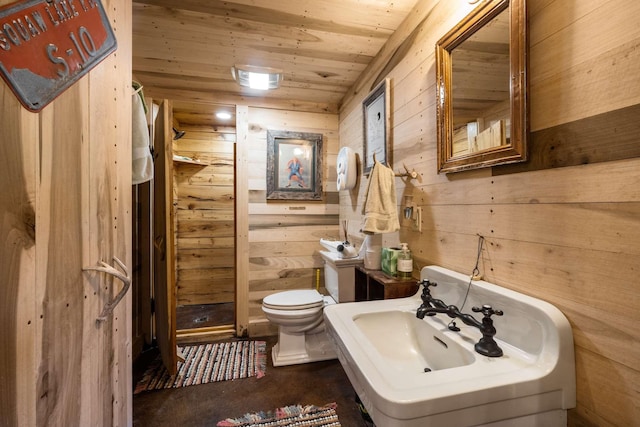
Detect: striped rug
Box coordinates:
(217, 402, 341, 427)
(134, 341, 266, 393)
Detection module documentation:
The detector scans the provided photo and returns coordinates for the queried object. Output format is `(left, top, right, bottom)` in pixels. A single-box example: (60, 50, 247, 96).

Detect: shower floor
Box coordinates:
(176, 302, 234, 330)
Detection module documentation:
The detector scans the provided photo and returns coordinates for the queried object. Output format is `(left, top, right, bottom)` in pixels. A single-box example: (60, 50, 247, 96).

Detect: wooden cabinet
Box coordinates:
(355, 266, 419, 301)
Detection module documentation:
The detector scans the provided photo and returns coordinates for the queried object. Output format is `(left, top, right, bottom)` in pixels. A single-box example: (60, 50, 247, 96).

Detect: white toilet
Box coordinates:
(261, 250, 363, 366)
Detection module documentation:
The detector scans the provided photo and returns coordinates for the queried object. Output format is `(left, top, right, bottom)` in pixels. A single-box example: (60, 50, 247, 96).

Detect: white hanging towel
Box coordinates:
(362, 160, 399, 234)
(132, 82, 153, 185)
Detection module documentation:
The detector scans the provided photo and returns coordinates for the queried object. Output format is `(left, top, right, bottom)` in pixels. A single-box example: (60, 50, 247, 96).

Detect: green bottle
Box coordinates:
(397, 243, 413, 279)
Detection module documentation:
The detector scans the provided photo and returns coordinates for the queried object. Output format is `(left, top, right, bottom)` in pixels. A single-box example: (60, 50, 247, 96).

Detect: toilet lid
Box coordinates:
(263, 290, 325, 310)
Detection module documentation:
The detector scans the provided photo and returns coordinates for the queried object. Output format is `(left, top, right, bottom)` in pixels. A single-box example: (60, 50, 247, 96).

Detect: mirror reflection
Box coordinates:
(451, 9, 510, 157)
(436, 0, 528, 173)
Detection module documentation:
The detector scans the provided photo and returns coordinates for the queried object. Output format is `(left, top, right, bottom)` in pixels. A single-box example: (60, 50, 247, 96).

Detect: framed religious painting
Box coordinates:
(266, 130, 323, 200)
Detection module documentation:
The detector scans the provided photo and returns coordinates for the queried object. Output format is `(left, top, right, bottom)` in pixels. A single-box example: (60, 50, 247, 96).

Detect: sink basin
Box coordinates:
(324, 265, 576, 427)
(353, 311, 474, 372)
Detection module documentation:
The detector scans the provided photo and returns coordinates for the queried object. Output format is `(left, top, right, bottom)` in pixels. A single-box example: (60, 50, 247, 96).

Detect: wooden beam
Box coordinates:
(143, 87, 339, 114)
(235, 105, 250, 337)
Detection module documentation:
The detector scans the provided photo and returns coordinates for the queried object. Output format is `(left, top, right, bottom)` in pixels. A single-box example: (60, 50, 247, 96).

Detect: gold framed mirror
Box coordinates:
(436, 0, 527, 173)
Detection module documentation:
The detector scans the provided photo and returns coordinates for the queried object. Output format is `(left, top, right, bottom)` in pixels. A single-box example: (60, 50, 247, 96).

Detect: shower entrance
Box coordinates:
(172, 102, 238, 342)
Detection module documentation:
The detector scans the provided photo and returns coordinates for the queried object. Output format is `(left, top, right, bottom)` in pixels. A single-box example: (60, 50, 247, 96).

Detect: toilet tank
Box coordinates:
(320, 251, 363, 302)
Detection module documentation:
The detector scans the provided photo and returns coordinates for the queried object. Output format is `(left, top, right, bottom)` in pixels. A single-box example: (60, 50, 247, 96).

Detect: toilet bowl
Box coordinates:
(262, 290, 337, 366)
(262, 244, 363, 366)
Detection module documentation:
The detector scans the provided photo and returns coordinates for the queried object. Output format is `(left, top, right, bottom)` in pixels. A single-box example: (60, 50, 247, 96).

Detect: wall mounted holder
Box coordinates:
(395, 163, 418, 179)
(412, 207, 422, 232)
(83, 257, 131, 323)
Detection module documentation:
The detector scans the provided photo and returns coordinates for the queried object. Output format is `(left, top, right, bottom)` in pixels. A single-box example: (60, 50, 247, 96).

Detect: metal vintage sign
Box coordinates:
(0, 0, 117, 111)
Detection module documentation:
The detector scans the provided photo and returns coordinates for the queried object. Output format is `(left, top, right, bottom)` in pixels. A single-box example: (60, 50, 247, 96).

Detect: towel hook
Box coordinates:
(132, 84, 144, 96)
(83, 256, 131, 323)
(395, 163, 418, 179)
(372, 152, 389, 167)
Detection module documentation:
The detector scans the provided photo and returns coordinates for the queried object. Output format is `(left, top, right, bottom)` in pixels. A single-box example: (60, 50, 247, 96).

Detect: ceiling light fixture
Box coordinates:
(231, 65, 283, 90)
(216, 111, 232, 120)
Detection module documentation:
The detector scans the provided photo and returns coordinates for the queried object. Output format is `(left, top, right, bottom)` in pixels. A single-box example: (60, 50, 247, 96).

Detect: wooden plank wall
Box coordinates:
(244, 108, 340, 336)
(173, 127, 236, 307)
(338, 0, 640, 426)
(0, 0, 133, 425)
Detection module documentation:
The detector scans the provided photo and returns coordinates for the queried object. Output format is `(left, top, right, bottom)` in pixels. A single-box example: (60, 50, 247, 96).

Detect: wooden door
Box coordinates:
(132, 181, 154, 358)
(0, 0, 132, 424)
(152, 100, 178, 374)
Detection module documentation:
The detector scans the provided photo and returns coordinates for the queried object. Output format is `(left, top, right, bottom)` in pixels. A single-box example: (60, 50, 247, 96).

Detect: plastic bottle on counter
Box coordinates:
(397, 243, 413, 279)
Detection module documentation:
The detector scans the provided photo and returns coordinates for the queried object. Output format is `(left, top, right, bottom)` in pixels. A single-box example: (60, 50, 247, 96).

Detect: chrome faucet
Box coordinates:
(416, 279, 504, 357)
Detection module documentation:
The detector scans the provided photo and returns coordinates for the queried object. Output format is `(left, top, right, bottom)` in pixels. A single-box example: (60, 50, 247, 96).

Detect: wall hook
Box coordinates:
(395, 163, 418, 179)
(173, 127, 186, 140)
(83, 256, 131, 323)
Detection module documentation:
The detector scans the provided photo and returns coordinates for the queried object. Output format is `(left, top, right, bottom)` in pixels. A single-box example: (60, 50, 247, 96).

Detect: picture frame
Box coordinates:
(266, 130, 323, 200)
(362, 78, 391, 175)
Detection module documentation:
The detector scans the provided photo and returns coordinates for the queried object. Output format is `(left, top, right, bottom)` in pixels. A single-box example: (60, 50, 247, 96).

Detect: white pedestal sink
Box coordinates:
(324, 265, 576, 427)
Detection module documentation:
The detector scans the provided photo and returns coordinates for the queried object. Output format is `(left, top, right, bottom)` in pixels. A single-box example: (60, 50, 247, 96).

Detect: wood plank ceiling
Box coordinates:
(132, 0, 419, 126)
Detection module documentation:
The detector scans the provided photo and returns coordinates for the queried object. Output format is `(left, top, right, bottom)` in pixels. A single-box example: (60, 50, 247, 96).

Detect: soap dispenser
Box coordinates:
(397, 243, 413, 279)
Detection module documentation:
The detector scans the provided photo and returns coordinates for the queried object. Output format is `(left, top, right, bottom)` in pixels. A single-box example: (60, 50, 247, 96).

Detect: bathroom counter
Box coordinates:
(355, 266, 418, 301)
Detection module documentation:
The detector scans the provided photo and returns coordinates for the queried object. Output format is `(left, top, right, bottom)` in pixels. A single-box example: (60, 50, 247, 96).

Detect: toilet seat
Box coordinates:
(263, 289, 324, 311)
(261, 289, 337, 366)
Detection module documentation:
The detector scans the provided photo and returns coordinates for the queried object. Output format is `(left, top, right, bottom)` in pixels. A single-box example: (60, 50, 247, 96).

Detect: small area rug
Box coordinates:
(134, 341, 266, 394)
(217, 403, 341, 427)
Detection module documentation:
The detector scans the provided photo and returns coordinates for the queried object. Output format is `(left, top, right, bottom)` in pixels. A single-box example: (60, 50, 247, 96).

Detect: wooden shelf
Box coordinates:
(172, 154, 206, 165)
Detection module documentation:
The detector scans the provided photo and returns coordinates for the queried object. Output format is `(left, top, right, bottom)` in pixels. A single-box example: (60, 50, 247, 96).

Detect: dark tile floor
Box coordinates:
(133, 336, 372, 427)
(176, 303, 235, 330)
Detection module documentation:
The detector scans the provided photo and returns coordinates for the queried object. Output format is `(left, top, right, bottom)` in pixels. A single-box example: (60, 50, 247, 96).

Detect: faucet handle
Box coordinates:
(419, 279, 437, 289)
(419, 280, 437, 299)
(472, 304, 504, 318)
